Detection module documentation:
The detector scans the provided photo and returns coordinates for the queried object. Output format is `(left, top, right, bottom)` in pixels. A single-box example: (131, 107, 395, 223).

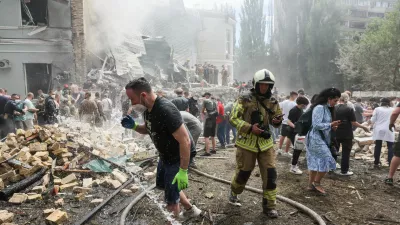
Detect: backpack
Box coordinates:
(188, 97, 199, 117)
(294, 108, 313, 136)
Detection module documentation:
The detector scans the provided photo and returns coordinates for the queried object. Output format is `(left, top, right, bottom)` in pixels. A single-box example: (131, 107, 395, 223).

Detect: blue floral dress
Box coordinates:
(306, 104, 336, 172)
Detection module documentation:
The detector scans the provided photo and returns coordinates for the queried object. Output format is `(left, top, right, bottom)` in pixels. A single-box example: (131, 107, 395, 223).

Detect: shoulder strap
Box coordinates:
(255, 95, 274, 115)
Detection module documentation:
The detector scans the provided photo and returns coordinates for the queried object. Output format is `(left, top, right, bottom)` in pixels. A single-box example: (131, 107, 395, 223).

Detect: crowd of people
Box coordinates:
(0, 83, 116, 139)
(4, 69, 400, 221)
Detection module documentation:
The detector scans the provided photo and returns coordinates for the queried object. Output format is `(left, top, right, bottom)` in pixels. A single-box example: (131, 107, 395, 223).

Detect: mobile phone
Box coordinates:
(341, 120, 347, 123)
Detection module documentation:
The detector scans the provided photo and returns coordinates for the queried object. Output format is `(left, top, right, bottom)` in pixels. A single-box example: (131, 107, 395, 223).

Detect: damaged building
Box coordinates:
(0, 0, 85, 95)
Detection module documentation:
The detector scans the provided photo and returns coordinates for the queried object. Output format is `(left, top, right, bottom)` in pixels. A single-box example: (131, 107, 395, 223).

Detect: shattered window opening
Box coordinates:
(21, 0, 49, 26)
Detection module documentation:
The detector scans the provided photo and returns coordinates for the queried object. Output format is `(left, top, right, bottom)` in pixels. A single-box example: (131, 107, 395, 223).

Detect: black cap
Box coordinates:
(380, 98, 390, 104)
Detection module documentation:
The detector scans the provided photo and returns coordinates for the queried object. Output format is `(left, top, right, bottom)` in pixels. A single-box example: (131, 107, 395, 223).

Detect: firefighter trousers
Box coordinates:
(231, 146, 277, 209)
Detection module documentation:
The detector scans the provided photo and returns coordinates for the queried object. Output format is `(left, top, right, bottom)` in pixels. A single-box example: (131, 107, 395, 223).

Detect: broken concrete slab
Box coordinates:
(0, 178, 4, 190)
(43, 208, 56, 217)
(32, 186, 46, 194)
(72, 186, 92, 194)
(46, 210, 68, 225)
(112, 169, 128, 183)
(60, 182, 79, 191)
(54, 179, 62, 185)
(29, 142, 48, 152)
(121, 189, 133, 195)
(143, 172, 155, 180)
(0, 210, 14, 223)
(61, 173, 77, 185)
(82, 178, 93, 188)
(27, 194, 42, 201)
(129, 184, 140, 193)
(107, 179, 122, 189)
(8, 193, 28, 204)
(90, 198, 103, 206)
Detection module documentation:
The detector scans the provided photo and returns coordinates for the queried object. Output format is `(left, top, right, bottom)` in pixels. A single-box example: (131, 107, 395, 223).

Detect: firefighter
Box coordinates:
(229, 69, 283, 218)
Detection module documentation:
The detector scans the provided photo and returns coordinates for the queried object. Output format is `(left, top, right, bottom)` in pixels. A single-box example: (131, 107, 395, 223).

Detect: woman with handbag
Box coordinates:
(306, 88, 341, 195)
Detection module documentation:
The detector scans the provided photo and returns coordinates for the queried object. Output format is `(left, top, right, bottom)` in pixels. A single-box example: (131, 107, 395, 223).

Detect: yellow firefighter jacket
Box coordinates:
(230, 91, 282, 152)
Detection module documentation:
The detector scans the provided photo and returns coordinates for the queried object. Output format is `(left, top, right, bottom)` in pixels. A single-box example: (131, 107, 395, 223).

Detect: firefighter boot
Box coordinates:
(262, 198, 278, 218)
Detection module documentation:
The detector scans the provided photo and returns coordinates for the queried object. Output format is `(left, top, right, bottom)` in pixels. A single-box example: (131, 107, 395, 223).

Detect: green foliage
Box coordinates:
(237, 0, 268, 80)
(336, 2, 400, 91)
(306, 0, 343, 92)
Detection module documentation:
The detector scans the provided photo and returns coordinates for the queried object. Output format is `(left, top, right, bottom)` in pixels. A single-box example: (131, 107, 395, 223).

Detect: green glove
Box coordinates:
(172, 168, 188, 191)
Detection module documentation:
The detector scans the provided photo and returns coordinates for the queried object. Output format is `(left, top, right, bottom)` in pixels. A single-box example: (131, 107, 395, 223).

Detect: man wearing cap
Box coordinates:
(201, 92, 218, 156)
(171, 88, 189, 112)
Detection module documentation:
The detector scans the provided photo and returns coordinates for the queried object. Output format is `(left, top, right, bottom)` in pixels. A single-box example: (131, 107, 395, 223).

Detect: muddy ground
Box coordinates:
(2, 144, 400, 225)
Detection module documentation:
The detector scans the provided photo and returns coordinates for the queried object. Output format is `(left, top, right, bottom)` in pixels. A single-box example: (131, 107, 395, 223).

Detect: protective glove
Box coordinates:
(172, 168, 188, 191)
(121, 115, 137, 130)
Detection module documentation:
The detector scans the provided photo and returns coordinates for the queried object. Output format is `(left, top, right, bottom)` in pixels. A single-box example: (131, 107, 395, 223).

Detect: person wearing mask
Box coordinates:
(287, 96, 309, 175)
(121, 77, 201, 219)
(335, 93, 369, 176)
(229, 69, 283, 218)
(224, 101, 237, 145)
(371, 98, 395, 168)
(79, 92, 100, 125)
(171, 88, 189, 112)
(44, 91, 57, 124)
(277, 91, 298, 156)
(306, 88, 341, 195)
(216, 98, 226, 149)
(102, 94, 113, 122)
(4, 94, 25, 134)
(354, 98, 364, 125)
(201, 93, 218, 156)
(94, 92, 105, 127)
(386, 103, 400, 185)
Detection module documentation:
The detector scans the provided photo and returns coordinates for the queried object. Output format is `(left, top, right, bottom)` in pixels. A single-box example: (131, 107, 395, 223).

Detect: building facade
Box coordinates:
(196, 10, 235, 84)
(340, 0, 396, 35)
(0, 0, 84, 96)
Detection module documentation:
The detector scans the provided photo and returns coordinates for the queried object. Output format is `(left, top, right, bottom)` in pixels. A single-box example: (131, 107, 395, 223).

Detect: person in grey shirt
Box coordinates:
(180, 111, 202, 145)
(354, 98, 364, 124)
(224, 101, 237, 144)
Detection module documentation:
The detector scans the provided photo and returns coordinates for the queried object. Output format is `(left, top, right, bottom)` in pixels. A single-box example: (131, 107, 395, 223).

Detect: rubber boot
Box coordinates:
(262, 198, 278, 218)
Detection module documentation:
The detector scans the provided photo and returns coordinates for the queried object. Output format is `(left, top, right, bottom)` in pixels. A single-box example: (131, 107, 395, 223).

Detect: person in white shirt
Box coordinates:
(371, 98, 395, 168)
(101, 94, 113, 122)
(277, 91, 298, 156)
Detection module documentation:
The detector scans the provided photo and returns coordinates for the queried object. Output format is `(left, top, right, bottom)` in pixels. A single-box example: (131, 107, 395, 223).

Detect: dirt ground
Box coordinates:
(2, 144, 400, 225)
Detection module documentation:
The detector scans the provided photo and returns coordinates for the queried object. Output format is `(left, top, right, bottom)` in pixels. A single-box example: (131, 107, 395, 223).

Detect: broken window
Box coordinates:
(25, 63, 52, 95)
(21, 0, 48, 26)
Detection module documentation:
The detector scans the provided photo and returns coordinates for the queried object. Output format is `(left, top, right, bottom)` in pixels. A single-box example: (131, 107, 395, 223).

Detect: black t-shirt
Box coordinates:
(335, 104, 356, 139)
(171, 96, 189, 111)
(288, 106, 303, 124)
(144, 97, 194, 164)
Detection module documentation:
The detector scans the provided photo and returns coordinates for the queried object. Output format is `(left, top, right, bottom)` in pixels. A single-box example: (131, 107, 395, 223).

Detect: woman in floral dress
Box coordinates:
(306, 88, 341, 195)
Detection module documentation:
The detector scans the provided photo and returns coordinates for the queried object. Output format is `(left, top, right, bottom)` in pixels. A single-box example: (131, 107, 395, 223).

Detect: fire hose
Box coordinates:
(190, 168, 326, 225)
(119, 168, 326, 225)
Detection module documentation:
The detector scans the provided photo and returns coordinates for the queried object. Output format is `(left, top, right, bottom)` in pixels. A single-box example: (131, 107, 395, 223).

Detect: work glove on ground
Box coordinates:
(172, 168, 189, 191)
(121, 115, 137, 130)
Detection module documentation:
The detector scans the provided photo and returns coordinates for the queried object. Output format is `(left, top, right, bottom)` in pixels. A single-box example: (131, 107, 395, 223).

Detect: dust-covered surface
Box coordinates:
(2, 144, 400, 225)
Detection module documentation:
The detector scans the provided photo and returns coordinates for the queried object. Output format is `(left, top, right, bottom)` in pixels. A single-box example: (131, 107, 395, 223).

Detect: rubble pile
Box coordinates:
(0, 123, 155, 224)
(351, 121, 400, 166)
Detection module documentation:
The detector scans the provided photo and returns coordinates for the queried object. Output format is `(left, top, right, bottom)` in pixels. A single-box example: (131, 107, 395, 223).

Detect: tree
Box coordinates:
(237, 0, 268, 80)
(336, 3, 400, 91)
(306, 0, 343, 92)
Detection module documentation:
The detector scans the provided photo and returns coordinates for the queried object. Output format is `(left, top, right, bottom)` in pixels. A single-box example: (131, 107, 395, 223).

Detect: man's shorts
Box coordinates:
(203, 117, 216, 137)
(280, 124, 291, 137)
(156, 160, 180, 205)
(394, 135, 400, 157)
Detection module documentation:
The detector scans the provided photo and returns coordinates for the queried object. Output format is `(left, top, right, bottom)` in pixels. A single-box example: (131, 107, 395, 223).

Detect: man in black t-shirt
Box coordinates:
(121, 78, 201, 219)
(335, 93, 369, 176)
(286, 96, 309, 175)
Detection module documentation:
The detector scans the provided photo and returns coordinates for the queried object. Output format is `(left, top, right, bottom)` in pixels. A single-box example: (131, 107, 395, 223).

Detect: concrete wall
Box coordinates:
(0, 41, 74, 96)
(197, 15, 235, 85)
(0, 0, 75, 96)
